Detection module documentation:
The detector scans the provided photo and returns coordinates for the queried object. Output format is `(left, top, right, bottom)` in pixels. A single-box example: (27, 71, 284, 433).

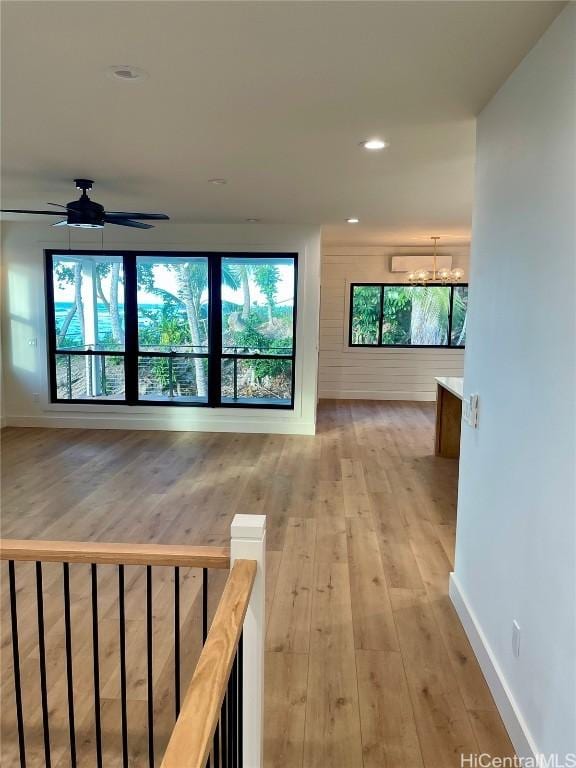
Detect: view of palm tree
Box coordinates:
(221, 257, 294, 402)
(350, 284, 468, 347)
(52, 254, 295, 403)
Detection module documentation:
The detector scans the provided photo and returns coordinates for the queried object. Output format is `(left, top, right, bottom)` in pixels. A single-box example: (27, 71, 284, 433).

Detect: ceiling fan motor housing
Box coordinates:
(67, 190, 105, 227)
(74, 178, 94, 192)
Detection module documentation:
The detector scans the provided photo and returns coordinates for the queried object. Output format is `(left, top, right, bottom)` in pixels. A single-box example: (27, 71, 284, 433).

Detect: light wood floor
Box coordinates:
(0, 401, 514, 767)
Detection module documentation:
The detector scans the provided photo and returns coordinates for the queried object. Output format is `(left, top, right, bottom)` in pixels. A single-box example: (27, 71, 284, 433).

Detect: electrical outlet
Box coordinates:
(32, 393, 40, 403)
(512, 620, 521, 658)
(28, 337, 38, 347)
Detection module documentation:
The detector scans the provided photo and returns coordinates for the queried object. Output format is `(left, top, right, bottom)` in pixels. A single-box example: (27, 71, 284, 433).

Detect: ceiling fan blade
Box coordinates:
(47, 202, 70, 208)
(1, 209, 69, 216)
(104, 212, 169, 220)
(52, 220, 69, 227)
(104, 217, 154, 229)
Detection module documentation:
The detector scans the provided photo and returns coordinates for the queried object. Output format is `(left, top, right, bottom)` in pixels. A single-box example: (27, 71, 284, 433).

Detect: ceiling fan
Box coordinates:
(1, 179, 170, 229)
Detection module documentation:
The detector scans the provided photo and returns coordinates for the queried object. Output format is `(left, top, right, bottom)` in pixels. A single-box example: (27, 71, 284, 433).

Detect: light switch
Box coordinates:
(512, 620, 521, 658)
(463, 393, 479, 428)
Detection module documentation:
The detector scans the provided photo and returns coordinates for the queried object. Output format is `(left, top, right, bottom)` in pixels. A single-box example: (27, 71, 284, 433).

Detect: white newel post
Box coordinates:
(230, 514, 266, 768)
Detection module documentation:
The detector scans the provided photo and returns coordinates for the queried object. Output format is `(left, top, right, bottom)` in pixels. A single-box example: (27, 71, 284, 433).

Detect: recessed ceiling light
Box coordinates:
(347, 217, 360, 224)
(208, 178, 228, 185)
(245, 218, 261, 223)
(360, 138, 388, 150)
(107, 65, 148, 82)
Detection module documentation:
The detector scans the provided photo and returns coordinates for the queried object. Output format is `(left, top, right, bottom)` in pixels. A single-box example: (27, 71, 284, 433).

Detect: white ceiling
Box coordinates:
(1, 1, 563, 244)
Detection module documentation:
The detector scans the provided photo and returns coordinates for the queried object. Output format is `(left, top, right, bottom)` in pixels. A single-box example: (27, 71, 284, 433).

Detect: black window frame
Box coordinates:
(45, 249, 298, 410)
(348, 282, 468, 349)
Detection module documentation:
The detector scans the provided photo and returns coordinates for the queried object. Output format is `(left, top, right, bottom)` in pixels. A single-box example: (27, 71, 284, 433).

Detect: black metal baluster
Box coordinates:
(118, 565, 128, 768)
(221, 693, 228, 768)
(213, 720, 220, 768)
(91, 563, 103, 768)
(227, 661, 232, 768)
(235, 649, 240, 768)
(174, 566, 180, 718)
(35, 562, 51, 768)
(229, 653, 237, 768)
(202, 568, 208, 644)
(226, 674, 232, 767)
(8, 561, 26, 768)
(238, 632, 243, 768)
(63, 563, 77, 767)
(205, 569, 210, 764)
(147, 566, 154, 768)
(236, 651, 240, 768)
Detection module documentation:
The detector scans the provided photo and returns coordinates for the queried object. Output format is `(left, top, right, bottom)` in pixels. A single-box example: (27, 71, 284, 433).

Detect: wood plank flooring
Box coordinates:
(0, 401, 514, 767)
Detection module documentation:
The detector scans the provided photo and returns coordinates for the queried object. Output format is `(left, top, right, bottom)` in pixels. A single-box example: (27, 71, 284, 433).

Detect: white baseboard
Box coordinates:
(449, 573, 538, 761)
(5, 414, 316, 436)
(318, 391, 436, 401)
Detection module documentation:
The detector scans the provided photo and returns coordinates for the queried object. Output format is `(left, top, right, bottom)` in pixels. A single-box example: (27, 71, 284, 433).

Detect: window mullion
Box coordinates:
(208, 255, 222, 407)
(46, 252, 58, 401)
(377, 285, 385, 346)
(447, 285, 454, 347)
(123, 254, 139, 404)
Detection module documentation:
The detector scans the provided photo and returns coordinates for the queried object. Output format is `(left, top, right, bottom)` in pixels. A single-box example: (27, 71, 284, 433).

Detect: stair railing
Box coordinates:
(1, 513, 266, 768)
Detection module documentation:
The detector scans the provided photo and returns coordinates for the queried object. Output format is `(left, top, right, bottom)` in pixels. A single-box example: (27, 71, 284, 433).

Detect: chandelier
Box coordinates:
(408, 237, 464, 284)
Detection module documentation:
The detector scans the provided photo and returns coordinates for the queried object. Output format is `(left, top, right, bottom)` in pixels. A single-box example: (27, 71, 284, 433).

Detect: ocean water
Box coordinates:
(55, 302, 168, 345)
(54, 300, 288, 346)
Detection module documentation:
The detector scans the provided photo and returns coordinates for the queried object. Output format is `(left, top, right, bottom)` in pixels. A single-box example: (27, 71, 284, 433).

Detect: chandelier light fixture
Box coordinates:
(408, 236, 465, 284)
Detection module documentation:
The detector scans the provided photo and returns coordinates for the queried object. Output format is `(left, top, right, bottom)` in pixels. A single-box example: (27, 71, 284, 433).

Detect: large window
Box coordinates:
(46, 251, 297, 408)
(136, 256, 209, 403)
(221, 257, 295, 404)
(49, 253, 126, 402)
(349, 283, 468, 348)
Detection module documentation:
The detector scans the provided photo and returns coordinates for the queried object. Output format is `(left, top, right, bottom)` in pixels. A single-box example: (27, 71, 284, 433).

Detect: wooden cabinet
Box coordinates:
(435, 378, 463, 459)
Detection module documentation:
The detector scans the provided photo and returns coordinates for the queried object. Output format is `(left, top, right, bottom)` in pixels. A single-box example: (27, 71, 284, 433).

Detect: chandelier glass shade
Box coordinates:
(408, 237, 465, 284)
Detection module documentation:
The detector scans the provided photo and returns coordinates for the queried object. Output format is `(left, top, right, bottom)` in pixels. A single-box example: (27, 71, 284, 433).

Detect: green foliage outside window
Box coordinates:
(450, 286, 468, 346)
(350, 284, 467, 347)
(50, 253, 296, 404)
(381, 286, 412, 344)
(231, 316, 292, 381)
(350, 286, 381, 344)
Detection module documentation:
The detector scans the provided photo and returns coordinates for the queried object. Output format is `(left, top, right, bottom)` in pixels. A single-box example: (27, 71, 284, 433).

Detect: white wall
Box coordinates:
(451, 6, 576, 761)
(319, 245, 469, 400)
(1, 221, 321, 434)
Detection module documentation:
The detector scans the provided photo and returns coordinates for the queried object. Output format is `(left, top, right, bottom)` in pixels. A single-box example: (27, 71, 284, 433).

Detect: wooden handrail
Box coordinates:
(161, 558, 257, 768)
(0, 539, 230, 569)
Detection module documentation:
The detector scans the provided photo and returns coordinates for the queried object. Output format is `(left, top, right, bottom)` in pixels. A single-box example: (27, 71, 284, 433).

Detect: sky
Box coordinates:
(53, 257, 295, 308)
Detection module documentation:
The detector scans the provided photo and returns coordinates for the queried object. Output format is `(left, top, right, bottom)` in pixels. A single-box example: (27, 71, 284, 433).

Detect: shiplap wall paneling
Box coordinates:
(318, 246, 469, 401)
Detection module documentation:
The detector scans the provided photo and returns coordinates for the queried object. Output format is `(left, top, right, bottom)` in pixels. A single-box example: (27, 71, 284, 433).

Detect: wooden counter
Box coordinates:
(435, 376, 463, 458)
